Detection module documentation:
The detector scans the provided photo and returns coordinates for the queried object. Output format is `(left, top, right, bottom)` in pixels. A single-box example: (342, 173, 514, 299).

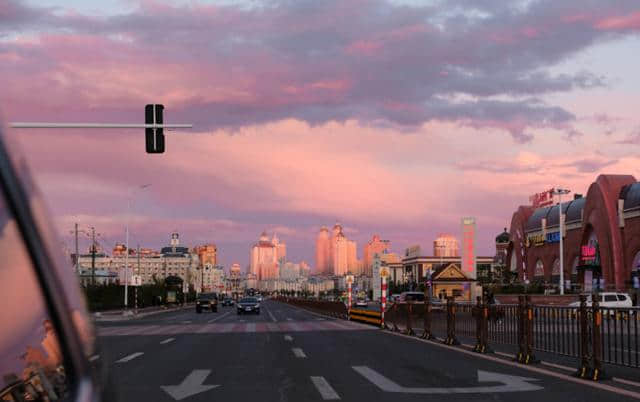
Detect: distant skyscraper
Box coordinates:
(332, 229, 349, 276)
(347, 240, 357, 273)
(433, 234, 459, 257)
(315, 226, 330, 274)
(363, 234, 390, 276)
(250, 231, 282, 280)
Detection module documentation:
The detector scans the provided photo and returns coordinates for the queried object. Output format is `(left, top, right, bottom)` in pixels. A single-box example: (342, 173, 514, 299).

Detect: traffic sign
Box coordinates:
(145, 104, 165, 153)
(346, 275, 354, 285)
(380, 267, 389, 278)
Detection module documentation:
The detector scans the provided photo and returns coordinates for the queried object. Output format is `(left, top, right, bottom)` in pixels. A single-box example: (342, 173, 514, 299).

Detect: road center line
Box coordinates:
(310, 376, 341, 400)
(267, 309, 277, 322)
(207, 311, 232, 324)
(115, 352, 144, 363)
(292, 348, 307, 358)
(286, 317, 293, 321)
(89, 355, 100, 362)
(160, 337, 175, 345)
(284, 335, 293, 341)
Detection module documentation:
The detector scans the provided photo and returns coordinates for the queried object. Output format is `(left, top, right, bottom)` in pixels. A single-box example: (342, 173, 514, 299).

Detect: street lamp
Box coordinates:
(553, 188, 571, 295)
(124, 183, 152, 313)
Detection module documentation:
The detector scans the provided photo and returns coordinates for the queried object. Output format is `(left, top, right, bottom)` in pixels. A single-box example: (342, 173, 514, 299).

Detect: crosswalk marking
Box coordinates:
(98, 320, 374, 336)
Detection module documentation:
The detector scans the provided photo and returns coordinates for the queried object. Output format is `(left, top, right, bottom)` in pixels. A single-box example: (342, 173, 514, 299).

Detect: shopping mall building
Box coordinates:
(506, 174, 640, 292)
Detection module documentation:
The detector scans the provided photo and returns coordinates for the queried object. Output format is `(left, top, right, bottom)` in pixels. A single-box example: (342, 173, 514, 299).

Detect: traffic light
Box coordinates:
(145, 104, 165, 153)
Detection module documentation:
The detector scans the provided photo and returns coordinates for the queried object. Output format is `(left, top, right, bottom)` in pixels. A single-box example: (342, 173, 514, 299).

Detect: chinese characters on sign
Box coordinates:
(529, 188, 555, 208)
(461, 217, 476, 279)
(581, 245, 596, 264)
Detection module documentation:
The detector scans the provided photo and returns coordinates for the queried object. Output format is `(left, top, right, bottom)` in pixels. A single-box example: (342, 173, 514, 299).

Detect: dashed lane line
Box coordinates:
(284, 335, 293, 342)
(267, 309, 277, 322)
(286, 318, 293, 321)
(115, 352, 144, 363)
(292, 348, 307, 358)
(89, 355, 100, 362)
(160, 338, 175, 345)
(207, 311, 232, 324)
(310, 376, 341, 400)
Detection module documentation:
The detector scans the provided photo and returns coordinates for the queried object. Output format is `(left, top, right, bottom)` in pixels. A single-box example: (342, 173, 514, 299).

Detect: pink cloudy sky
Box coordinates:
(2, 0, 640, 269)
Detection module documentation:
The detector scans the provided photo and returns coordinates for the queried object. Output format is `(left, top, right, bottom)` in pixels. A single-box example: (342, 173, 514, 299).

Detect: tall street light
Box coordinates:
(553, 188, 571, 295)
(124, 183, 152, 313)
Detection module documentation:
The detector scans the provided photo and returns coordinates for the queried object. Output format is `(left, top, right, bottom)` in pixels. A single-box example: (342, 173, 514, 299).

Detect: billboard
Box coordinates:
(461, 217, 476, 279)
(530, 188, 555, 208)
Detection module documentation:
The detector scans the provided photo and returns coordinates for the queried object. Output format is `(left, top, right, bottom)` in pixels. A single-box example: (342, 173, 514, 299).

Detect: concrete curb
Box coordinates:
(93, 304, 195, 322)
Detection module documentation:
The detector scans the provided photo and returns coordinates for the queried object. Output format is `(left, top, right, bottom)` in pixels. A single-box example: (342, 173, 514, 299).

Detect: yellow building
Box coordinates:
(432, 263, 476, 302)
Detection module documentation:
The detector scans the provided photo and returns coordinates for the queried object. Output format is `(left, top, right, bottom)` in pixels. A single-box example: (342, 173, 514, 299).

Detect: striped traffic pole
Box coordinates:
(381, 276, 387, 328)
(348, 282, 352, 320)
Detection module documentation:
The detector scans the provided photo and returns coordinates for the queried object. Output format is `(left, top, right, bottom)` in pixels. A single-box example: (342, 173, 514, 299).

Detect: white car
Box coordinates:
(568, 292, 633, 309)
(355, 299, 368, 307)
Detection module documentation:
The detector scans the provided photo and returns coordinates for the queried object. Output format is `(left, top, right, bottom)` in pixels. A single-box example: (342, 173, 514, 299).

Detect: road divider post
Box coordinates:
(444, 296, 459, 345)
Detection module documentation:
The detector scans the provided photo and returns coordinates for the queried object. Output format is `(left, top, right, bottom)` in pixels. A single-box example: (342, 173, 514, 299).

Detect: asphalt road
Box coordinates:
(95, 300, 640, 401)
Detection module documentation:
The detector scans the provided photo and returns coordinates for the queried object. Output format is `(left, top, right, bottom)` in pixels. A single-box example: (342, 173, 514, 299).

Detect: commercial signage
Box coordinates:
(461, 217, 477, 279)
(581, 245, 596, 262)
(546, 232, 560, 243)
(530, 188, 555, 208)
(526, 234, 545, 247)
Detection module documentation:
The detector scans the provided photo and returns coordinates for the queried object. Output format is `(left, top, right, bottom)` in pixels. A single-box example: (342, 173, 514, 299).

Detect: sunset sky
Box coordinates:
(2, 0, 640, 269)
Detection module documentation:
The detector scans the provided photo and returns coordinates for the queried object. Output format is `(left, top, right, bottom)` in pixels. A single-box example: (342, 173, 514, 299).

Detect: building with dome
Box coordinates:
(433, 234, 460, 257)
(250, 231, 286, 280)
(505, 174, 640, 294)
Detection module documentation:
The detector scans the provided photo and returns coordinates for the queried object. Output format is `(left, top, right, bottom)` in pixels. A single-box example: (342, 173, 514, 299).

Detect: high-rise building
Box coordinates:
(273, 233, 287, 267)
(433, 234, 459, 257)
(332, 229, 349, 276)
(250, 231, 282, 280)
(315, 226, 330, 274)
(347, 240, 357, 273)
(363, 235, 390, 276)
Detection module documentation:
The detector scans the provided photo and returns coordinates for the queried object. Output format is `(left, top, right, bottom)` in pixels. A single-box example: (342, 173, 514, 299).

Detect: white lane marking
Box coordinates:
(180, 320, 192, 324)
(116, 352, 144, 363)
(315, 318, 325, 321)
(89, 355, 100, 362)
(292, 348, 307, 358)
(352, 366, 542, 393)
(267, 309, 277, 322)
(286, 318, 293, 321)
(541, 361, 574, 372)
(613, 377, 640, 388)
(311, 376, 341, 400)
(247, 323, 256, 333)
(161, 369, 219, 400)
(207, 311, 232, 324)
(239, 319, 246, 323)
(160, 338, 175, 345)
(384, 331, 640, 400)
(284, 335, 293, 342)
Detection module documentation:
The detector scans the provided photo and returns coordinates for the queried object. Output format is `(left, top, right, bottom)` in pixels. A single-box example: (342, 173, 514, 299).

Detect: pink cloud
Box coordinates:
(595, 11, 640, 30)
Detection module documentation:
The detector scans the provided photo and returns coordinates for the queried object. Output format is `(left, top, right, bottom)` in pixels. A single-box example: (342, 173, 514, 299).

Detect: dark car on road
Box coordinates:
(222, 297, 235, 306)
(237, 297, 260, 315)
(196, 293, 218, 313)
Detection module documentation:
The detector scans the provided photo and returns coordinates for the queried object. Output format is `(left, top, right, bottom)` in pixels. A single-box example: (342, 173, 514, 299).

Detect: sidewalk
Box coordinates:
(93, 303, 194, 322)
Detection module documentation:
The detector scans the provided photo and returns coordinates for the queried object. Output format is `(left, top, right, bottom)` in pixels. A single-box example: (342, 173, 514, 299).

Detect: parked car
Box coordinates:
(237, 297, 260, 314)
(196, 292, 219, 313)
(569, 292, 633, 309)
(222, 297, 235, 306)
(399, 291, 425, 302)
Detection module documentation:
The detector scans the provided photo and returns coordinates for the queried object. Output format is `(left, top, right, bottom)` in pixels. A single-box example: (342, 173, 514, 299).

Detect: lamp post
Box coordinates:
(553, 188, 571, 295)
(124, 183, 151, 313)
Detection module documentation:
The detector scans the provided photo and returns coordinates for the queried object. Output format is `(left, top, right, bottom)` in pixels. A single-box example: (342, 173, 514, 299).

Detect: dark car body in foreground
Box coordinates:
(237, 297, 260, 314)
(196, 293, 218, 313)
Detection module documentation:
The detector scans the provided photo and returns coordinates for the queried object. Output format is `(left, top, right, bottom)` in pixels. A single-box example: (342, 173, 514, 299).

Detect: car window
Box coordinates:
(0, 188, 71, 400)
(604, 295, 618, 302)
(617, 295, 628, 301)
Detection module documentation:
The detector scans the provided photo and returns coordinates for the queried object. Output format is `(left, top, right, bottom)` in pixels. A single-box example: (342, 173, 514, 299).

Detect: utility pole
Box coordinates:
(136, 244, 141, 314)
(74, 223, 79, 274)
(91, 226, 96, 286)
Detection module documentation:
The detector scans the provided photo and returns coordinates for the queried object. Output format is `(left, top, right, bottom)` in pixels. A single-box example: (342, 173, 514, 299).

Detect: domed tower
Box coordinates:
(494, 228, 511, 282)
(433, 234, 459, 257)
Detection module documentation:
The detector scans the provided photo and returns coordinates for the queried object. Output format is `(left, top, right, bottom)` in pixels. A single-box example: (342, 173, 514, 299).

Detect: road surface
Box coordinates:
(95, 300, 640, 401)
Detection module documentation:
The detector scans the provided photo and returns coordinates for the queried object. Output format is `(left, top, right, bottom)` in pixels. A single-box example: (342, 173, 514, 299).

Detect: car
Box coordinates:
(237, 297, 260, 314)
(399, 291, 425, 302)
(569, 292, 633, 309)
(222, 297, 235, 306)
(0, 125, 109, 400)
(196, 292, 219, 313)
(355, 299, 368, 307)
(256, 295, 264, 302)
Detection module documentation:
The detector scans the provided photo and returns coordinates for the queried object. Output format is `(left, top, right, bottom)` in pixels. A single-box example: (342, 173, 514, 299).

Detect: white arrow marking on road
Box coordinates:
(352, 366, 543, 394)
(160, 370, 220, 401)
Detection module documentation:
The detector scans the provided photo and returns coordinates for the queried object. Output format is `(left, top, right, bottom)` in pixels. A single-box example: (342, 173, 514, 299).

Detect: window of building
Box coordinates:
(534, 259, 544, 279)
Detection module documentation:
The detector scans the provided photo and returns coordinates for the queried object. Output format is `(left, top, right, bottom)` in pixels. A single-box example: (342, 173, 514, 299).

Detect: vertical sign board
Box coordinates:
(461, 217, 477, 279)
